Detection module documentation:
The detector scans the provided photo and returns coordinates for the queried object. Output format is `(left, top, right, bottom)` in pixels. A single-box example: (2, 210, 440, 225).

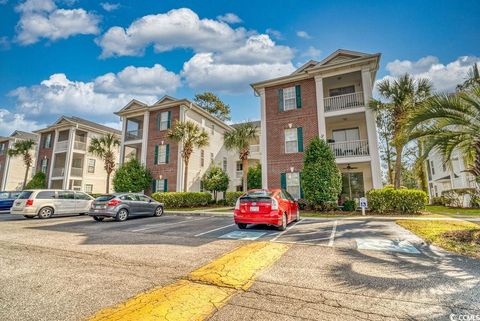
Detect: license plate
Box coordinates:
(96, 205, 103, 208)
(250, 206, 259, 212)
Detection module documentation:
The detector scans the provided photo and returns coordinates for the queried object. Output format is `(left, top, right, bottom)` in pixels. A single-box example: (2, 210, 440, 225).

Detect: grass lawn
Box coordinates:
(425, 205, 480, 217)
(397, 219, 480, 258)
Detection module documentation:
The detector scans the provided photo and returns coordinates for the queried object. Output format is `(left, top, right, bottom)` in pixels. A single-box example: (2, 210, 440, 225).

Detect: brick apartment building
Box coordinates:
(252, 49, 382, 201)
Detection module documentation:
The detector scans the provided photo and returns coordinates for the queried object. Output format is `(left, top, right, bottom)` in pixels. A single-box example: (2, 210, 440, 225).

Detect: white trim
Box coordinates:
(119, 116, 126, 164)
(140, 111, 149, 165)
(48, 129, 58, 188)
(176, 105, 186, 191)
(314, 76, 327, 138)
(259, 88, 268, 189)
(63, 128, 75, 189)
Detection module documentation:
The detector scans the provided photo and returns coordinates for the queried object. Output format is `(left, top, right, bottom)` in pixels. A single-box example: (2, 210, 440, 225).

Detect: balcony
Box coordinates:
(70, 167, 83, 177)
(73, 141, 86, 151)
(125, 129, 142, 141)
(324, 92, 364, 113)
(329, 139, 369, 158)
(55, 140, 69, 152)
(52, 168, 65, 177)
(250, 144, 260, 153)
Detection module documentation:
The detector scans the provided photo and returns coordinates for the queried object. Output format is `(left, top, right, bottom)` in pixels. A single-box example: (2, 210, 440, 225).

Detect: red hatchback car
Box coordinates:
(234, 189, 300, 231)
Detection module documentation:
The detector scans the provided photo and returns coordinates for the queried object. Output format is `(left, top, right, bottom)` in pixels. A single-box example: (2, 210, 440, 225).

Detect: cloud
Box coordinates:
(301, 46, 321, 58)
(0, 0, 8, 4)
(9, 64, 180, 117)
(15, 0, 100, 45)
(100, 2, 120, 12)
(0, 36, 10, 50)
(266, 28, 282, 40)
(377, 55, 480, 93)
(296, 30, 311, 39)
(0, 109, 46, 136)
(217, 13, 242, 24)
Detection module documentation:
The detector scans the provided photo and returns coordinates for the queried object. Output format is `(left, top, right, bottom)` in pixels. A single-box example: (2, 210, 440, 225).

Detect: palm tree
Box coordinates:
(408, 87, 480, 180)
(370, 74, 432, 188)
(88, 133, 120, 193)
(168, 121, 209, 192)
(224, 123, 258, 191)
(7, 139, 35, 189)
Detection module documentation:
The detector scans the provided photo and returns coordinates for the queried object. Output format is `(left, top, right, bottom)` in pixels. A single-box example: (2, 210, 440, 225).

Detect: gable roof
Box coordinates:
(291, 60, 319, 75)
(317, 49, 370, 66)
(116, 99, 148, 114)
(35, 116, 121, 135)
(10, 130, 38, 141)
(154, 95, 178, 105)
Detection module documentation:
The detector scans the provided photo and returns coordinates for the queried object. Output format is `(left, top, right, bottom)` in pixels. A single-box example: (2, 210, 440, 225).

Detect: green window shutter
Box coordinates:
(295, 85, 302, 108)
(280, 173, 287, 190)
(277, 88, 284, 112)
(297, 127, 304, 152)
(165, 144, 170, 164)
(156, 113, 161, 130)
(167, 111, 172, 128)
(164, 179, 168, 192)
(152, 180, 157, 193)
(299, 172, 304, 198)
(154, 145, 158, 165)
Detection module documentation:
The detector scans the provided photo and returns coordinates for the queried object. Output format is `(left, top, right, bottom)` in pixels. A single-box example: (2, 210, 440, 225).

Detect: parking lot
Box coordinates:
(1, 213, 479, 320)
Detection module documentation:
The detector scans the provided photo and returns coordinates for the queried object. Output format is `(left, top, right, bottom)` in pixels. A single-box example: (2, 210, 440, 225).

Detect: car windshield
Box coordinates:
(17, 191, 33, 199)
(95, 195, 115, 202)
(240, 190, 273, 202)
(0, 192, 9, 199)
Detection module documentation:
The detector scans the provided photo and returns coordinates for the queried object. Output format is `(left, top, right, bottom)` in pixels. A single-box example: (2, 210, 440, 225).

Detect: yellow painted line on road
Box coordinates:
(87, 242, 289, 321)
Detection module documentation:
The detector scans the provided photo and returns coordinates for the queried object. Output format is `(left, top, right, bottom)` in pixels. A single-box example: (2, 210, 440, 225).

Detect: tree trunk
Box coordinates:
(242, 158, 249, 192)
(394, 145, 403, 189)
(23, 164, 29, 189)
(106, 172, 110, 193)
(385, 137, 394, 185)
(183, 158, 189, 192)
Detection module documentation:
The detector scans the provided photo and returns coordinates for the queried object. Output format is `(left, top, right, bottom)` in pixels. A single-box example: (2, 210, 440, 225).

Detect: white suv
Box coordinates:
(10, 190, 94, 219)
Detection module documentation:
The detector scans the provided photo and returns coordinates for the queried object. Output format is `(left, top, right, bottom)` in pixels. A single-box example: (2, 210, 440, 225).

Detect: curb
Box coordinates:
(165, 211, 233, 217)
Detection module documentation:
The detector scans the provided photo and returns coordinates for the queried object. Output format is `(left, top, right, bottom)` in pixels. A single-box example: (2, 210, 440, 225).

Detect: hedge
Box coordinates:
(367, 187, 428, 214)
(151, 192, 212, 208)
(225, 192, 244, 206)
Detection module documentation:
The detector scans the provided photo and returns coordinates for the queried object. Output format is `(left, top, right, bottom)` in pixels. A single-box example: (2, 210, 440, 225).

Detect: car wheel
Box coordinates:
(278, 213, 287, 231)
(237, 223, 247, 229)
(115, 209, 129, 222)
(93, 216, 104, 222)
(24, 215, 35, 219)
(38, 206, 54, 219)
(153, 206, 164, 217)
(295, 209, 300, 222)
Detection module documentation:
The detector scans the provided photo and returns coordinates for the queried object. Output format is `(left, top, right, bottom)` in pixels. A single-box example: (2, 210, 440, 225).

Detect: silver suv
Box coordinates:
(88, 193, 164, 222)
(10, 190, 94, 219)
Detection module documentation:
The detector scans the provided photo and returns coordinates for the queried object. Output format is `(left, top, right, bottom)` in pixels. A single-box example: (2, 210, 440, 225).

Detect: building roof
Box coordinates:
(0, 130, 38, 143)
(35, 116, 121, 135)
(231, 120, 261, 128)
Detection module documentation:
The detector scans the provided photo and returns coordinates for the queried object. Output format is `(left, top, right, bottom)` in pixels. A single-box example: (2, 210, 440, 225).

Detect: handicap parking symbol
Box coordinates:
(219, 231, 266, 240)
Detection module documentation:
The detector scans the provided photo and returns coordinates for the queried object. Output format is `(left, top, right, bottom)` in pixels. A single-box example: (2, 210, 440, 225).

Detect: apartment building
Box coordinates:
(0, 131, 39, 191)
(251, 49, 382, 201)
(116, 96, 234, 193)
(34, 116, 121, 193)
(426, 149, 478, 206)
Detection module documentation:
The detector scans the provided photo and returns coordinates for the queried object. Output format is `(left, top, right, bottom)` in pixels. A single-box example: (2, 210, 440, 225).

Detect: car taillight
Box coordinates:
(235, 198, 240, 210)
(107, 199, 121, 207)
(25, 199, 34, 206)
(271, 198, 279, 210)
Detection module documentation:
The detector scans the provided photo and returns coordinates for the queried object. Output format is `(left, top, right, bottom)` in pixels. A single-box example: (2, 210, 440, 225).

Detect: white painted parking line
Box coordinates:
(328, 220, 337, 247)
(270, 219, 303, 242)
(194, 224, 235, 237)
(356, 238, 420, 254)
(130, 217, 209, 232)
(219, 230, 266, 240)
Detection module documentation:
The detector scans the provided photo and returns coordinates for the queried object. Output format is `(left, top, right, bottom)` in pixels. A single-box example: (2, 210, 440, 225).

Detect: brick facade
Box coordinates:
(146, 107, 180, 193)
(265, 78, 319, 188)
(36, 131, 55, 176)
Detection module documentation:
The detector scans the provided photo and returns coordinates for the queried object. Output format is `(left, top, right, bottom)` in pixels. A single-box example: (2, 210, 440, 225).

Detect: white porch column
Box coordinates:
(362, 68, 382, 189)
(176, 106, 186, 191)
(259, 88, 268, 189)
(48, 129, 58, 188)
(140, 111, 149, 165)
(1, 147, 11, 190)
(119, 116, 126, 165)
(314, 76, 327, 138)
(63, 128, 75, 189)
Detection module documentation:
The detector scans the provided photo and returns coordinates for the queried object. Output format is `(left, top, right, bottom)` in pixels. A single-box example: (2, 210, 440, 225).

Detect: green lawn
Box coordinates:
(397, 219, 480, 258)
(425, 205, 480, 217)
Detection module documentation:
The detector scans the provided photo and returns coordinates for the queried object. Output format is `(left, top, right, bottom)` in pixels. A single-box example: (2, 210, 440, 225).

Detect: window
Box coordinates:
(136, 195, 150, 202)
(120, 194, 135, 201)
(58, 191, 75, 199)
(200, 150, 205, 167)
(158, 111, 171, 130)
(236, 162, 243, 171)
(40, 158, 49, 174)
(43, 133, 52, 148)
(17, 191, 33, 199)
(211, 124, 215, 134)
(0, 143, 5, 154)
(200, 180, 204, 192)
(76, 192, 92, 200)
(329, 85, 355, 97)
(210, 152, 214, 164)
(236, 185, 243, 192)
(286, 172, 301, 200)
(341, 172, 365, 199)
(0, 192, 9, 199)
(37, 191, 56, 199)
(434, 185, 438, 197)
(285, 128, 298, 153)
(87, 159, 95, 173)
(84, 184, 93, 193)
(430, 161, 435, 175)
(154, 144, 169, 165)
(154, 179, 167, 192)
(283, 86, 296, 111)
(223, 157, 227, 172)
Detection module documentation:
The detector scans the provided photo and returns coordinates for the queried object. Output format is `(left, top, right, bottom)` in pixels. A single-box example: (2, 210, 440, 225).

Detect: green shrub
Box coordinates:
(151, 192, 212, 208)
(225, 191, 244, 206)
(25, 172, 47, 189)
(442, 188, 479, 208)
(431, 196, 446, 206)
(113, 159, 152, 193)
(343, 199, 356, 211)
(247, 163, 262, 189)
(367, 187, 428, 214)
(201, 165, 229, 202)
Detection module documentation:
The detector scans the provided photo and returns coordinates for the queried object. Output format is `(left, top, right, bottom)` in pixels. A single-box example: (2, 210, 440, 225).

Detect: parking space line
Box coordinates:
(130, 217, 210, 232)
(194, 224, 235, 237)
(328, 220, 337, 247)
(270, 219, 303, 242)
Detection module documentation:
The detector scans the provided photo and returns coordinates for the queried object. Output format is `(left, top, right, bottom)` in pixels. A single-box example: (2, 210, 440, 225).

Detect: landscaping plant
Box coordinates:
(25, 171, 47, 189)
(113, 159, 152, 193)
(201, 165, 229, 202)
(367, 186, 428, 214)
(151, 192, 212, 208)
(88, 133, 120, 193)
(247, 163, 261, 189)
(7, 139, 35, 189)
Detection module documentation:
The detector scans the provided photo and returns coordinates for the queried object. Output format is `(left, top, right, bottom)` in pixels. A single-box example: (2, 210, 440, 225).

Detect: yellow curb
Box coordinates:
(87, 242, 290, 321)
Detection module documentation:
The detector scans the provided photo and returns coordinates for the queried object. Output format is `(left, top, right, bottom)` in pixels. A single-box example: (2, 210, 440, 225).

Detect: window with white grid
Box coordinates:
(286, 172, 300, 200)
(84, 184, 93, 193)
(284, 128, 298, 153)
(283, 87, 296, 111)
(159, 112, 169, 130)
(158, 145, 167, 164)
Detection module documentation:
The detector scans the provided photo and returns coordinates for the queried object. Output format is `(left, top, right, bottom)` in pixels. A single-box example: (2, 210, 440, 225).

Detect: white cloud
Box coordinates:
(101, 121, 122, 130)
(301, 46, 321, 58)
(0, 0, 8, 5)
(217, 13, 242, 24)
(181, 53, 294, 93)
(100, 2, 120, 12)
(377, 55, 480, 93)
(9, 64, 180, 117)
(15, 0, 100, 45)
(296, 30, 311, 39)
(0, 36, 10, 50)
(0, 109, 45, 136)
(266, 28, 282, 40)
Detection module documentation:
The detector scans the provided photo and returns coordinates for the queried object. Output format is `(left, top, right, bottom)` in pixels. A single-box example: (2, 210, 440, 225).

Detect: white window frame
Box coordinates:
(210, 152, 214, 164)
(41, 159, 48, 173)
(286, 172, 301, 200)
(44, 133, 52, 148)
(284, 128, 298, 153)
(159, 112, 169, 130)
(87, 159, 95, 173)
(158, 145, 167, 164)
(211, 124, 215, 134)
(84, 184, 93, 193)
(156, 179, 166, 192)
(200, 150, 205, 167)
(283, 87, 296, 111)
(222, 157, 227, 172)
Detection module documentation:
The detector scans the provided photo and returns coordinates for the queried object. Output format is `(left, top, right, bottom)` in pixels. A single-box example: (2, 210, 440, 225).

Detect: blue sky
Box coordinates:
(0, 0, 479, 135)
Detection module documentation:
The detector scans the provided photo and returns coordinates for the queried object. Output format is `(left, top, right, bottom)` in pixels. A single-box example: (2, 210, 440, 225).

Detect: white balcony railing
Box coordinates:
(52, 168, 65, 177)
(125, 129, 142, 141)
(329, 139, 369, 158)
(70, 167, 83, 177)
(324, 92, 364, 112)
(55, 140, 68, 152)
(74, 141, 86, 151)
(250, 144, 260, 153)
